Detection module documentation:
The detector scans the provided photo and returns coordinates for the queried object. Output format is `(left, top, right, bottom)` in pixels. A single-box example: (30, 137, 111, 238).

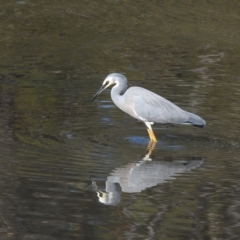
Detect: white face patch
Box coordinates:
(103, 77, 116, 88)
(103, 79, 109, 86)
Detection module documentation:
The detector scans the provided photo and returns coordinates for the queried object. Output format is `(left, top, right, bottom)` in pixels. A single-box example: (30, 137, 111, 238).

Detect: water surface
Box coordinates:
(0, 0, 240, 239)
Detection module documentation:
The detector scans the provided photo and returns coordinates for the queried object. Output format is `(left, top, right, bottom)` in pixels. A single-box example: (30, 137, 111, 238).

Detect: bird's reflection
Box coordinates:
(90, 141, 203, 206)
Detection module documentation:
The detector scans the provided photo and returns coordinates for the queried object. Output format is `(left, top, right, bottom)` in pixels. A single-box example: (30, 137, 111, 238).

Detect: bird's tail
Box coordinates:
(185, 112, 206, 128)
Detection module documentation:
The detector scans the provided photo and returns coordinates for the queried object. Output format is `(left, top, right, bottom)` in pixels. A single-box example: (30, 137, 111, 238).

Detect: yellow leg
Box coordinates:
(143, 140, 157, 160)
(146, 140, 157, 154)
(147, 128, 158, 142)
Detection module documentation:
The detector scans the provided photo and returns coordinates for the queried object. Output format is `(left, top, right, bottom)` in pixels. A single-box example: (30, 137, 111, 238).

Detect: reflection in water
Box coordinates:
(90, 142, 203, 205)
(1, 0, 240, 238)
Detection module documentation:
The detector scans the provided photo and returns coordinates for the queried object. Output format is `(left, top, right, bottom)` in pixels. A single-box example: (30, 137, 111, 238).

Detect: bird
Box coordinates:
(92, 73, 206, 142)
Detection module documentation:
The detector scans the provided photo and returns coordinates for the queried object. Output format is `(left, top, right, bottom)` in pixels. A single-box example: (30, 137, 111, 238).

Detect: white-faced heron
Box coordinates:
(92, 73, 206, 142)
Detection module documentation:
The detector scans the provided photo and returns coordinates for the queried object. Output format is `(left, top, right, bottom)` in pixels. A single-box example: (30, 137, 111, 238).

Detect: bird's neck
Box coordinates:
(111, 81, 127, 106)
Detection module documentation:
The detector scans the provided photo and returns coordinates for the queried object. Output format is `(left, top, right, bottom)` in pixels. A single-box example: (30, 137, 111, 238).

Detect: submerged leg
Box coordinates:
(146, 140, 157, 153)
(142, 140, 157, 160)
(144, 122, 157, 142)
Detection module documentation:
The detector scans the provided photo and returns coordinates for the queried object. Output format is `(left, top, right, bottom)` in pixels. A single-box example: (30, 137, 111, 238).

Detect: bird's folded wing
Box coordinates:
(129, 87, 189, 124)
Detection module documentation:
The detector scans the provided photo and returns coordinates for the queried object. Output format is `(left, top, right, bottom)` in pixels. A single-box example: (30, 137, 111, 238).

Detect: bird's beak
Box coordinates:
(92, 83, 108, 101)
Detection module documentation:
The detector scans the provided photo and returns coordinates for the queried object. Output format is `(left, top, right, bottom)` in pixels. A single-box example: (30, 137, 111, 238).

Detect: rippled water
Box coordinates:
(0, 0, 240, 239)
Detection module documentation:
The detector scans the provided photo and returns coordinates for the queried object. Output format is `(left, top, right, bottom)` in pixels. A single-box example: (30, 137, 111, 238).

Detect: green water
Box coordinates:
(0, 0, 240, 239)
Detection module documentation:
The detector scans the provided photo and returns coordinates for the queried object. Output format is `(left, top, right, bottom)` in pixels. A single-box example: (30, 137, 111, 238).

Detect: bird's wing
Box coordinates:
(126, 87, 189, 124)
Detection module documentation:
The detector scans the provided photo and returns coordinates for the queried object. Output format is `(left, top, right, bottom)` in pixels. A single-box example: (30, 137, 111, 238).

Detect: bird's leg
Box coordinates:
(148, 140, 157, 153)
(143, 140, 157, 160)
(145, 122, 158, 142)
(147, 129, 157, 142)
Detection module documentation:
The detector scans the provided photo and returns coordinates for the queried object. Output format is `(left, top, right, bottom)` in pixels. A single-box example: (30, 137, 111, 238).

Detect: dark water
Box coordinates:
(0, 0, 240, 239)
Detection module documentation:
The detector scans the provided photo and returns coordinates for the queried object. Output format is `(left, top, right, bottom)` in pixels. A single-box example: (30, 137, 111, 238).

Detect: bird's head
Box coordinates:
(92, 73, 126, 101)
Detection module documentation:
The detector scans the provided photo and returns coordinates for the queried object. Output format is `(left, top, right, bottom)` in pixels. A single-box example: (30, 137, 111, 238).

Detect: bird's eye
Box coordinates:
(104, 81, 109, 86)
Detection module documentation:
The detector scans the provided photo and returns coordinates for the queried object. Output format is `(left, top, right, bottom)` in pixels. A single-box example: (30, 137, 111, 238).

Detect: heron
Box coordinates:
(92, 73, 206, 142)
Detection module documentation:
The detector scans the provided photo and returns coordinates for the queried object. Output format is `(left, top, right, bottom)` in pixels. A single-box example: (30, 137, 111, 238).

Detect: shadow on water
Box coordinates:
(89, 141, 203, 206)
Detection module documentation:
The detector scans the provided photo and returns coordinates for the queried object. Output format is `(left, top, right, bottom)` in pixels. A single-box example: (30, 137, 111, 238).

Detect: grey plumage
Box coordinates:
(93, 73, 206, 141)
